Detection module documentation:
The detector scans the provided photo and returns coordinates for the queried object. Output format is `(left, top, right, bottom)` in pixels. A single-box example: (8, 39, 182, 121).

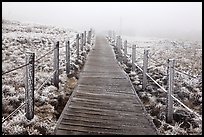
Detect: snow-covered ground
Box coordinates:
(108, 34, 202, 135)
(2, 19, 95, 135)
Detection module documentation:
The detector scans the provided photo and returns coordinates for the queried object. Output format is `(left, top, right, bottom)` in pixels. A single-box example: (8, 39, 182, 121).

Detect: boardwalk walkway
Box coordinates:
(54, 35, 157, 135)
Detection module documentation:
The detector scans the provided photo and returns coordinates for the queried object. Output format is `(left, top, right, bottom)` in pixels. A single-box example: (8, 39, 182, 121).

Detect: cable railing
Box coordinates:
(2, 63, 30, 75)
(2, 48, 56, 76)
(35, 47, 57, 63)
(174, 68, 200, 79)
(2, 46, 57, 123)
(148, 54, 200, 80)
(35, 69, 57, 93)
(108, 35, 202, 123)
(59, 38, 76, 49)
(126, 39, 202, 81)
(2, 100, 27, 123)
(2, 70, 58, 123)
(134, 62, 202, 121)
(2, 29, 94, 124)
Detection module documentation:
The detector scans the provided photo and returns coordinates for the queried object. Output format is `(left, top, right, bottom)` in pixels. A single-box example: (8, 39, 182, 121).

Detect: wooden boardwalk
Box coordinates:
(54, 35, 158, 135)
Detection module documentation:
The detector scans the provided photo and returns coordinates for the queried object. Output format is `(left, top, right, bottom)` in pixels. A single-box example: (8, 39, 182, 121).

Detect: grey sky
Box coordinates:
(2, 2, 202, 40)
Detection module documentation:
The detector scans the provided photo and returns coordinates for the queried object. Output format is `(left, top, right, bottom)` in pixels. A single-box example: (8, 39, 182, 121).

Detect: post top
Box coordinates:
(26, 52, 35, 55)
(168, 59, 175, 61)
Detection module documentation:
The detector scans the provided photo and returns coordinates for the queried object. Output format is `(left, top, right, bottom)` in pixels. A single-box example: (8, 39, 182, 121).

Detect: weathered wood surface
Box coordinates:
(54, 35, 157, 135)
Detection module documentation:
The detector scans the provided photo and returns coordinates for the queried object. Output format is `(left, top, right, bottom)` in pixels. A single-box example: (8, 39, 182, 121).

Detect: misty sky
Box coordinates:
(2, 2, 202, 40)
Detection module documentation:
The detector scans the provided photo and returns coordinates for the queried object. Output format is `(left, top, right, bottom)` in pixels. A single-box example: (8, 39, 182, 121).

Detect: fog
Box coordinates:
(2, 2, 202, 41)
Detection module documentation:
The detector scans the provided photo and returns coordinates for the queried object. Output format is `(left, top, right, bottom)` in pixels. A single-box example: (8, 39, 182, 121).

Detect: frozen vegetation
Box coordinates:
(108, 34, 202, 135)
(2, 19, 95, 135)
(1, 18, 201, 135)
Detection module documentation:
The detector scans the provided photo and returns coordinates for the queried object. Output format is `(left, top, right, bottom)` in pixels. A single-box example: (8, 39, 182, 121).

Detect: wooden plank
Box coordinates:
(67, 105, 146, 117)
(69, 99, 142, 110)
(62, 113, 151, 126)
(60, 117, 151, 130)
(57, 122, 149, 135)
(75, 90, 137, 99)
(78, 84, 135, 93)
(69, 103, 143, 113)
(54, 35, 157, 135)
(71, 97, 138, 106)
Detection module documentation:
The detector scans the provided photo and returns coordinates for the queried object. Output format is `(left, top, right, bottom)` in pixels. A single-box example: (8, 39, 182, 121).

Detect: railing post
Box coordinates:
(80, 33, 83, 52)
(84, 31, 86, 48)
(76, 34, 80, 59)
(87, 30, 91, 44)
(116, 36, 119, 49)
(123, 40, 127, 64)
(118, 36, 122, 63)
(142, 49, 149, 90)
(66, 40, 70, 76)
(90, 29, 92, 43)
(25, 52, 35, 120)
(53, 41, 59, 89)
(115, 36, 121, 62)
(166, 59, 175, 123)
(118, 36, 122, 50)
(132, 44, 136, 71)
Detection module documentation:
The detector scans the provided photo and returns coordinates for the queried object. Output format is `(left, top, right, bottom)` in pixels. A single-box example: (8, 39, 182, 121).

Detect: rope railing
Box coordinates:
(126, 41, 201, 80)
(35, 69, 57, 94)
(127, 44, 149, 49)
(59, 38, 76, 49)
(148, 54, 167, 67)
(2, 50, 57, 124)
(2, 47, 56, 76)
(110, 35, 202, 123)
(174, 68, 199, 79)
(148, 53, 200, 80)
(2, 38, 78, 76)
(35, 47, 56, 63)
(2, 29, 94, 124)
(134, 62, 202, 121)
(2, 100, 27, 123)
(34, 47, 57, 71)
(2, 49, 56, 123)
(2, 63, 30, 75)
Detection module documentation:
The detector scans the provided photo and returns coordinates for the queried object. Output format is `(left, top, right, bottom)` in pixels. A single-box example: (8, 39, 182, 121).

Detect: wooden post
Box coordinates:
(132, 45, 136, 71)
(118, 36, 122, 63)
(124, 40, 127, 56)
(123, 40, 127, 64)
(118, 36, 122, 50)
(66, 40, 70, 76)
(76, 34, 80, 59)
(116, 36, 119, 49)
(25, 52, 35, 120)
(142, 49, 149, 90)
(117, 36, 121, 50)
(84, 31, 86, 48)
(116, 36, 122, 63)
(119, 36, 122, 63)
(166, 59, 175, 123)
(53, 41, 59, 89)
(90, 29, 92, 42)
(88, 29, 92, 44)
(87, 30, 90, 44)
(80, 33, 83, 52)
